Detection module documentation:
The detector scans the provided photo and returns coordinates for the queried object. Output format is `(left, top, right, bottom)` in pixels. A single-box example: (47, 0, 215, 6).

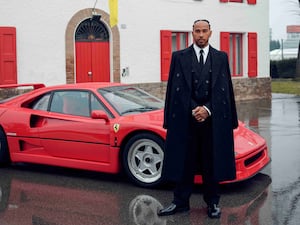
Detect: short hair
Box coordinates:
(193, 19, 211, 29)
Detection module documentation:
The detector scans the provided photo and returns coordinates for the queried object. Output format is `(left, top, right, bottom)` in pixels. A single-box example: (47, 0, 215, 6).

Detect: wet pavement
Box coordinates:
(0, 94, 299, 225)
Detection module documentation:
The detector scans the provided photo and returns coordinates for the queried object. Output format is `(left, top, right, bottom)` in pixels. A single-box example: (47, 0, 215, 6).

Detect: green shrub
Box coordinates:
(270, 58, 297, 79)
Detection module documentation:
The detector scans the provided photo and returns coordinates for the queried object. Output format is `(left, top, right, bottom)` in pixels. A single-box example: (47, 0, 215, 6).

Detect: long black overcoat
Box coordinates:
(162, 45, 239, 183)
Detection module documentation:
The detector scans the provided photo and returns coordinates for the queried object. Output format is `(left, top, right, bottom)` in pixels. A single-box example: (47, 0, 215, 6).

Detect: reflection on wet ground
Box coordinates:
(0, 166, 271, 225)
(237, 94, 300, 225)
(0, 94, 299, 225)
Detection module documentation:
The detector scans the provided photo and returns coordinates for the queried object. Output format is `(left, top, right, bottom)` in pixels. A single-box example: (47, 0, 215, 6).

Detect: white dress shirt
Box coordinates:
(193, 44, 209, 64)
(192, 44, 211, 116)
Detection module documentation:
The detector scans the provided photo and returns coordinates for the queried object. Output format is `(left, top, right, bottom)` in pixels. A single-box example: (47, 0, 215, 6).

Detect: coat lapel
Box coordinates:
(209, 46, 221, 88)
(179, 45, 196, 91)
(178, 45, 222, 90)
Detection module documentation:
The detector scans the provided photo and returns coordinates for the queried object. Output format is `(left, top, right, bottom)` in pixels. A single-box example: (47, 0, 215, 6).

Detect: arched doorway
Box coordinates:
(75, 18, 110, 82)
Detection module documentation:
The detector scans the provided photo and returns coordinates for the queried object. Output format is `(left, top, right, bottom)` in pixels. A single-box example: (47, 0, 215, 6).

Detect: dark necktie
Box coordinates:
(199, 49, 204, 65)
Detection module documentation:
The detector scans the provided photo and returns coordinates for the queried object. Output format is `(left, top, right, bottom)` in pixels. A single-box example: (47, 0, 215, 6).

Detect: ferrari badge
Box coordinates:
(113, 123, 120, 133)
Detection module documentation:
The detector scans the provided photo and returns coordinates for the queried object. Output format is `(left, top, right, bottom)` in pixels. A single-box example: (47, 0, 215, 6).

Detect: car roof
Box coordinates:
(0, 82, 127, 104)
(44, 82, 126, 90)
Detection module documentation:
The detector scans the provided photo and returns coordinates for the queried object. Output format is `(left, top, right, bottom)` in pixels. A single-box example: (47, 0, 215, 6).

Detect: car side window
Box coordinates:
(32, 90, 113, 118)
(91, 94, 113, 118)
(49, 92, 64, 113)
(32, 93, 51, 110)
(91, 94, 105, 111)
(59, 91, 90, 117)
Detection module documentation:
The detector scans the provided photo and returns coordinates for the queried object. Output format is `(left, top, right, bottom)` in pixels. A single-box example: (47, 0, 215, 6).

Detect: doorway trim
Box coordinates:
(65, 8, 120, 83)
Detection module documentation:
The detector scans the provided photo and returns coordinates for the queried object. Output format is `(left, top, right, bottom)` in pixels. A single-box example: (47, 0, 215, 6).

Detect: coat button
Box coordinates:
(194, 80, 199, 84)
(176, 73, 180, 77)
(176, 87, 180, 92)
(221, 87, 225, 91)
(206, 80, 210, 84)
(172, 113, 176, 118)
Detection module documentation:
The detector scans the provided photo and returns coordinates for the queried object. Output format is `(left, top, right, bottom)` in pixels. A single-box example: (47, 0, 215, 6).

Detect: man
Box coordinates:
(158, 19, 238, 219)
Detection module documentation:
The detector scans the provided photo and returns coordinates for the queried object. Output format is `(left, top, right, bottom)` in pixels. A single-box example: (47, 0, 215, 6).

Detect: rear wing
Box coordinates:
(0, 83, 46, 101)
(0, 83, 45, 90)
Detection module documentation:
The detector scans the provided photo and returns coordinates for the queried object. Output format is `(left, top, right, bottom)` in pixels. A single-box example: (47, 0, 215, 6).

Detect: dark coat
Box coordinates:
(163, 45, 239, 183)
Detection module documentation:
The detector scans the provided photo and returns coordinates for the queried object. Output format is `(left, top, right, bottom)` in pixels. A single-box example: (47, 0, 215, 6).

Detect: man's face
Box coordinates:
(192, 21, 212, 48)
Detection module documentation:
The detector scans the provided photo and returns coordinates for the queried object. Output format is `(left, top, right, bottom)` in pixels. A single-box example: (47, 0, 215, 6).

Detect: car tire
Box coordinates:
(122, 133, 164, 188)
(0, 128, 10, 166)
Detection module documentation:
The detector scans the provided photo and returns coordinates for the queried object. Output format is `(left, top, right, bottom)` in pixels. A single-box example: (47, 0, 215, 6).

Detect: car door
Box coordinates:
(33, 90, 112, 163)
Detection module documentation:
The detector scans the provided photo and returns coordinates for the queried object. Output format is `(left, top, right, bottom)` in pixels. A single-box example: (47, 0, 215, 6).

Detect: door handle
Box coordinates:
(88, 71, 92, 76)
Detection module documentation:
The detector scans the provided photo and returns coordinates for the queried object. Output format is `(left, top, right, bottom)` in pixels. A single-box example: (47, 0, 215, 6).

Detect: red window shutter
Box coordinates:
(0, 27, 17, 84)
(220, 32, 230, 56)
(160, 30, 172, 81)
(247, 0, 256, 4)
(220, 0, 228, 2)
(248, 32, 257, 77)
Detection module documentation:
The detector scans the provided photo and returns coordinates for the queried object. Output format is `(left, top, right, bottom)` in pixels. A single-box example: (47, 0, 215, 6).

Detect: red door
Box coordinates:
(75, 19, 110, 83)
(76, 42, 110, 82)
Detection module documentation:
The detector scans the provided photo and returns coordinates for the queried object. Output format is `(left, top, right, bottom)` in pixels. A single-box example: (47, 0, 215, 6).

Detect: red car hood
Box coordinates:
(117, 109, 164, 127)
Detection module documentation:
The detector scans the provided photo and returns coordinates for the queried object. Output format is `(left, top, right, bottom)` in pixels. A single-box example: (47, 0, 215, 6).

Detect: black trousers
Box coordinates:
(173, 117, 220, 206)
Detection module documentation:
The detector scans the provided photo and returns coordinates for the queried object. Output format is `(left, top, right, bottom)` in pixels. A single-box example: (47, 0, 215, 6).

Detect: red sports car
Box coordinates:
(0, 83, 270, 187)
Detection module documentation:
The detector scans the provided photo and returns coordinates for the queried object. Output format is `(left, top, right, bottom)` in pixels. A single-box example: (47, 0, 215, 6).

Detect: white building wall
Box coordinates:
(119, 0, 270, 83)
(0, 0, 269, 86)
(0, 0, 109, 85)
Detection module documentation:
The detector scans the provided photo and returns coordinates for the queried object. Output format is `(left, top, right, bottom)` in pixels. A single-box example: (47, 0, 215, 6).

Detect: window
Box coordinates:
(220, 0, 256, 4)
(90, 93, 111, 116)
(229, 33, 243, 76)
(27, 90, 113, 117)
(160, 30, 189, 81)
(99, 86, 163, 116)
(221, 32, 257, 77)
(220, 0, 243, 2)
(59, 91, 90, 117)
(171, 32, 188, 52)
(221, 32, 243, 77)
(49, 93, 63, 113)
(32, 94, 51, 111)
(247, 0, 256, 4)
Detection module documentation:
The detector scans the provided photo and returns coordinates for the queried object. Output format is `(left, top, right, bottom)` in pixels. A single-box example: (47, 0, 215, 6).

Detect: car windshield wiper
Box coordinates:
(121, 107, 159, 115)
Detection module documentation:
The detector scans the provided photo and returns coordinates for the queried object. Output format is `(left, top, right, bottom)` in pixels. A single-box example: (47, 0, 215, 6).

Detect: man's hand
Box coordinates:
(192, 106, 209, 122)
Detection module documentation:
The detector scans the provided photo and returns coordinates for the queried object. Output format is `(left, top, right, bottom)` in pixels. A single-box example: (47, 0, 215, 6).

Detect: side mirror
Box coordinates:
(91, 110, 110, 123)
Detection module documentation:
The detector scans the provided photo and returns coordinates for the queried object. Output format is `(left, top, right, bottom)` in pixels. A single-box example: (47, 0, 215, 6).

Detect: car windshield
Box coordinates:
(98, 86, 164, 115)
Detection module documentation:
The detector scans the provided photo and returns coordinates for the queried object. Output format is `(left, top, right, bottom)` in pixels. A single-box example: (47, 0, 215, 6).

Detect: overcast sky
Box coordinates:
(269, 0, 300, 40)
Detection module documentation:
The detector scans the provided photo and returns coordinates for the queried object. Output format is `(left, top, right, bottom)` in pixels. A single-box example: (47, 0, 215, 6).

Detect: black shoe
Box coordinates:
(157, 203, 190, 216)
(207, 204, 221, 219)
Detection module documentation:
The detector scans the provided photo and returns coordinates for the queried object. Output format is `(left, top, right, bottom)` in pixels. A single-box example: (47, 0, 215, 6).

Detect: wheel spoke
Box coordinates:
(137, 161, 149, 173)
(144, 145, 153, 154)
(135, 150, 145, 161)
(148, 153, 162, 175)
(132, 145, 163, 175)
(152, 153, 162, 164)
